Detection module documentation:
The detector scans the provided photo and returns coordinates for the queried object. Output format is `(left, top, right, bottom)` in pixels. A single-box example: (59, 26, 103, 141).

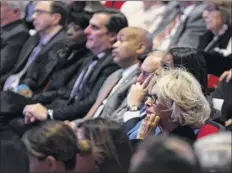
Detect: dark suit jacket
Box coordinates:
(32, 47, 90, 104)
(198, 26, 232, 76)
(19, 29, 66, 92)
(198, 26, 232, 52)
(50, 49, 120, 120)
(0, 20, 29, 76)
(153, 1, 206, 49)
(0, 28, 66, 90)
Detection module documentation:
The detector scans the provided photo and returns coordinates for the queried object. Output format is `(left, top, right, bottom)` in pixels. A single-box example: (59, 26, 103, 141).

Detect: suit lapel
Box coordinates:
(37, 29, 65, 57)
(84, 69, 123, 119)
(15, 35, 39, 71)
(152, 3, 179, 37)
(109, 67, 138, 98)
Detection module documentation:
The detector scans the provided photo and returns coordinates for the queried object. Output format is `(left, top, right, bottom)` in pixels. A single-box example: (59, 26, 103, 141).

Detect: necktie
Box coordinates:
(3, 41, 44, 92)
(69, 56, 98, 100)
(84, 70, 123, 119)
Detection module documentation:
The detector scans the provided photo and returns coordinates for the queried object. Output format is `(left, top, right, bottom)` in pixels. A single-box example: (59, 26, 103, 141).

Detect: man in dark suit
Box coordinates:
(0, 1, 29, 76)
(82, 27, 153, 122)
(26, 11, 91, 104)
(1, 1, 68, 92)
(23, 8, 128, 121)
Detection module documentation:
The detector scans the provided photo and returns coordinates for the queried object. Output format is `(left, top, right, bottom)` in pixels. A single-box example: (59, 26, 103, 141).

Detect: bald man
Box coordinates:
(83, 27, 153, 121)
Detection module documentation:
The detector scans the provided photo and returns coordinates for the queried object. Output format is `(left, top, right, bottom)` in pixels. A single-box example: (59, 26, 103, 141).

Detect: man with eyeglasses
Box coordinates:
(2, 1, 67, 93)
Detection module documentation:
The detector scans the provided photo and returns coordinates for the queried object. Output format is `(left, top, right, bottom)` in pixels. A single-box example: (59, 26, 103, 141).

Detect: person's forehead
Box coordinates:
(35, 1, 52, 11)
(118, 28, 138, 40)
(90, 13, 110, 28)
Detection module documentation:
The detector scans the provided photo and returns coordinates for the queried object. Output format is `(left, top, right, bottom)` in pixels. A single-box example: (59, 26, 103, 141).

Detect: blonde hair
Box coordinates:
(152, 68, 211, 128)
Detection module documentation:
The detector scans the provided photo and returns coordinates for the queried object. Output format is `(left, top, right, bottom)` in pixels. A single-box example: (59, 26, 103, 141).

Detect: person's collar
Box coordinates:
(1, 19, 23, 29)
(40, 26, 63, 46)
(97, 52, 106, 59)
(213, 24, 228, 36)
(122, 63, 139, 79)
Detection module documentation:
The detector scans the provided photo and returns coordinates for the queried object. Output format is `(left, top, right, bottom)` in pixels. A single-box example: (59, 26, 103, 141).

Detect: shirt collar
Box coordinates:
(97, 52, 106, 59)
(122, 63, 139, 79)
(40, 27, 62, 45)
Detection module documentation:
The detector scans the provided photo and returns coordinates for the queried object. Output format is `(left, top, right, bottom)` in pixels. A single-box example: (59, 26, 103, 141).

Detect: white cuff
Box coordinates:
(47, 109, 54, 120)
(123, 111, 141, 122)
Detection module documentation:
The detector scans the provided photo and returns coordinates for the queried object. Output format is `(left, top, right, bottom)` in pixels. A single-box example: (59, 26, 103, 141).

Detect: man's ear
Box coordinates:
(46, 156, 57, 172)
(53, 13, 62, 25)
(108, 32, 117, 44)
(136, 43, 146, 55)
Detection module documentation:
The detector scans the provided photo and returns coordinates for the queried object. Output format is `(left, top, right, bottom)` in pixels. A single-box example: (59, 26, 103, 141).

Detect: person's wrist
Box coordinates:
(127, 105, 139, 112)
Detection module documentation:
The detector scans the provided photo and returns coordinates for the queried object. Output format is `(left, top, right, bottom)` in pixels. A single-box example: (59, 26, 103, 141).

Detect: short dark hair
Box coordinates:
(95, 8, 128, 34)
(22, 120, 79, 171)
(129, 135, 202, 173)
(0, 134, 29, 173)
(51, 1, 69, 26)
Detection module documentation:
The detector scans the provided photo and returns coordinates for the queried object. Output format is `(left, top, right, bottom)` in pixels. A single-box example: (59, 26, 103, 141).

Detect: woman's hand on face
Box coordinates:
(137, 113, 160, 140)
(127, 74, 153, 107)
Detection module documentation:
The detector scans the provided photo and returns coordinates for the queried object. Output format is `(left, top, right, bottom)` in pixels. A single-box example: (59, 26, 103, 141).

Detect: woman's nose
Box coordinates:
(145, 97, 152, 106)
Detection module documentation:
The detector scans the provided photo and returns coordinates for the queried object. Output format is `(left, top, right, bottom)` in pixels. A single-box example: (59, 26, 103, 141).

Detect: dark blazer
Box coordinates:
(0, 28, 66, 89)
(19, 29, 66, 92)
(0, 20, 29, 76)
(198, 26, 232, 76)
(50, 49, 120, 120)
(32, 47, 90, 104)
(198, 26, 232, 52)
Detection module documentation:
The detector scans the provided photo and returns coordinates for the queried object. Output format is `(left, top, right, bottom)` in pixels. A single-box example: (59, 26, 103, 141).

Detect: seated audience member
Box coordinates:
(2, 1, 68, 92)
(69, 118, 134, 173)
(23, 8, 128, 121)
(82, 27, 153, 122)
(129, 135, 202, 173)
(116, 48, 208, 133)
(0, 1, 29, 77)
(0, 134, 29, 173)
(19, 11, 91, 102)
(129, 69, 211, 142)
(120, 1, 166, 33)
(198, 0, 232, 78)
(152, 1, 206, 50)
(22, 120, 79, 173)
(194, 132, 232, 173)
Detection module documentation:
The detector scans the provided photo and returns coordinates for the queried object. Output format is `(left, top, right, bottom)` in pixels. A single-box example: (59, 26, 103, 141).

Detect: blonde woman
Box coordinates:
(136, 68, 211, 141)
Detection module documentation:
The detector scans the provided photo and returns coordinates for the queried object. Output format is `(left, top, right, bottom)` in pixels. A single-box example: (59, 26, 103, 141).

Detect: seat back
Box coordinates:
(197, 120, 225, 139)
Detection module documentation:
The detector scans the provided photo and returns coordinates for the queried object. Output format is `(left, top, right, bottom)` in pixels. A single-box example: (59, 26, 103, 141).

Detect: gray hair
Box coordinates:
(5, 1, 29, 19)
(194, 132, 232, 172)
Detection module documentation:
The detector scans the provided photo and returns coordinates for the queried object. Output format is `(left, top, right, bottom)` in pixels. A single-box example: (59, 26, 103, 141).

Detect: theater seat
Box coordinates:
(197, 120, 225, 139)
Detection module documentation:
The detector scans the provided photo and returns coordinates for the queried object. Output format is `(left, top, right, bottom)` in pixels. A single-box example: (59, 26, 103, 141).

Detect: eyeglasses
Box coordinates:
(32, 9, 54, 15)
(161, 61, 170, 70)
(145, 94, 158, 104)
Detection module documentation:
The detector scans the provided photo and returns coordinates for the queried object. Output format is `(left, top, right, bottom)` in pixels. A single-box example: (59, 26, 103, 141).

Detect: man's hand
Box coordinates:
(219, 69, 232, 83)
(127, 74, 153, 107)
(18, 88, 33, 98)
(137, 113, 160, 139)
(23, 104, 48, 124)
